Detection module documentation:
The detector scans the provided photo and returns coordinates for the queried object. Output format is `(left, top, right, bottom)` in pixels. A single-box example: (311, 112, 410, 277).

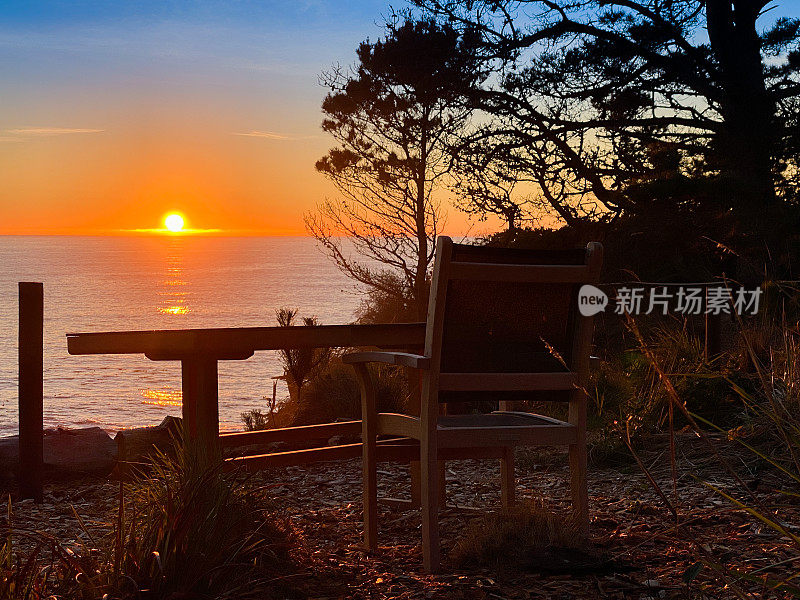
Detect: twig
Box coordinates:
(616, 419, 677, 520)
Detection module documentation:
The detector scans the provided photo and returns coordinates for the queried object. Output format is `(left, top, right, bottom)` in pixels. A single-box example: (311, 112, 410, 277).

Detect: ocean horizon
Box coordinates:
(0, 235, 365, 436)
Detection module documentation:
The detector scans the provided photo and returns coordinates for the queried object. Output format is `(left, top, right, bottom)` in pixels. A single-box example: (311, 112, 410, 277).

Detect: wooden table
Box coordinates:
(67, 323, 426, 446)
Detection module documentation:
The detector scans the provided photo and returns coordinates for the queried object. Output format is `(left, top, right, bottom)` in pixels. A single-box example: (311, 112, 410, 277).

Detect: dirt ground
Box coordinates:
(3, 433, 798, 599)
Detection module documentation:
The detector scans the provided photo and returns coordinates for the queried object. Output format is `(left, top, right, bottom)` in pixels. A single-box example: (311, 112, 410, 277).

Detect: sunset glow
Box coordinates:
(0, 1, 498, 237)
(164, 214, 185, 232)
(0, 2, 387, 237)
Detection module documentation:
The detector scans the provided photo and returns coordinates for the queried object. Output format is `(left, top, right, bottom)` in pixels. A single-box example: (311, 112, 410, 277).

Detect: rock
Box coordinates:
(0, 426, 117, 477)
(115, 416, 182, 463)
(44, 427, 117, 473)
(0, 436, 19, 478)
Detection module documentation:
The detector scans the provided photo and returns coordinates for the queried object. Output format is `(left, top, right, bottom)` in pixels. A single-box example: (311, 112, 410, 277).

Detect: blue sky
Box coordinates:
(1, 1, 395, 131)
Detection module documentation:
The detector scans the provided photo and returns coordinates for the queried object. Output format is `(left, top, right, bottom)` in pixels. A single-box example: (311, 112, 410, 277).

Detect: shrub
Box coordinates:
(1, 440, 306, 600)
(276, 308, 333, 401)
(355, 270, 421, 324)
(285, 357, 408, 426)
(589, 323, 744, 439)
(241, 408, 271, 431)
(625, 307, 800, 596)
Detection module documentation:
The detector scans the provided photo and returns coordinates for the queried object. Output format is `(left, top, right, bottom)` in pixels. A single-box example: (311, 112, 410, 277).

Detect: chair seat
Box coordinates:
(438, 411, 566, 428)
(435, 411, 576, 447)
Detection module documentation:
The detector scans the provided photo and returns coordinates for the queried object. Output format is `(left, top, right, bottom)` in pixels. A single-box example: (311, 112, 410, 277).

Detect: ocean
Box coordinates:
(0, 236, 363, 436)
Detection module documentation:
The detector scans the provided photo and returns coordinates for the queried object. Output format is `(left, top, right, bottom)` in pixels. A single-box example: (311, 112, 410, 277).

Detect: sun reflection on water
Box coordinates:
(158, 306, 188, 315)
(141, 389, 183, 407)
(158, 239, 191, 316)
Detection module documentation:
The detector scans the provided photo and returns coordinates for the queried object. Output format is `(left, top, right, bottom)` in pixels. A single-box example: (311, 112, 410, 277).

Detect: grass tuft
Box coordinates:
(450, 501, 600, 574)
(113, 438, 301, 599)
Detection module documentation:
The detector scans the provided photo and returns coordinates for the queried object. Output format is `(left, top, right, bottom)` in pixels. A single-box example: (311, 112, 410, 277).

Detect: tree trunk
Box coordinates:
(706, 0, 777, 216)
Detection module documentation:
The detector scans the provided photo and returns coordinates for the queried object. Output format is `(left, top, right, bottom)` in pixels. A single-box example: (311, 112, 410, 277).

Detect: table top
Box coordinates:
(67, 322, 426, 360)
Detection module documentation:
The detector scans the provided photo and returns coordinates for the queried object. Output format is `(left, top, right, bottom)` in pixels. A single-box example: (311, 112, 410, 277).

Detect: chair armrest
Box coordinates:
(342, 351, 430, 370)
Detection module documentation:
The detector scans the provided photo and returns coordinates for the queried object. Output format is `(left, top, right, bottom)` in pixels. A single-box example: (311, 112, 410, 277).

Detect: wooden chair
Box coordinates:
(343, 236, 603, 572)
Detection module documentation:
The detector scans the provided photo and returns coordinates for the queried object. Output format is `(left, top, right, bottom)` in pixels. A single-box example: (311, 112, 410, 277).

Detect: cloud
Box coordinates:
(7, 127, 105, 136)
(233, 130, 319, 141)
(234, 130, 291, 140)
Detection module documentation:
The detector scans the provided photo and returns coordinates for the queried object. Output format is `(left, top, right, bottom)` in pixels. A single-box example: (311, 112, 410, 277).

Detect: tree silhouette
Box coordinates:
(307, 18, 484, 319)
(413, 0, 800, 246)
(451, 147, 528, 233)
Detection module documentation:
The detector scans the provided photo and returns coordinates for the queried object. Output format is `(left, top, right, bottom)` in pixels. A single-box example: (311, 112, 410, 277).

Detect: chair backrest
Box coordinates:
(423, 237, 603, 407)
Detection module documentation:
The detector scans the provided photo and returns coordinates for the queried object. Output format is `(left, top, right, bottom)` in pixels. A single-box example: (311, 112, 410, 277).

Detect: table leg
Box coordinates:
(181, 357, 220, 452)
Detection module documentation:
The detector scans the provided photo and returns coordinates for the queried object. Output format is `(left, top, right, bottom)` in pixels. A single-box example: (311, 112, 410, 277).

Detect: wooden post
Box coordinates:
(407, 367, 423, 507)
(180, 356, 218, 443)
(19, 282, 43, 502)
(180, 356, 220, 458)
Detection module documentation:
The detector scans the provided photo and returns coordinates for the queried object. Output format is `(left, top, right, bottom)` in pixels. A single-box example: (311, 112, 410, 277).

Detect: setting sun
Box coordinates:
(164, 214, 185, 232)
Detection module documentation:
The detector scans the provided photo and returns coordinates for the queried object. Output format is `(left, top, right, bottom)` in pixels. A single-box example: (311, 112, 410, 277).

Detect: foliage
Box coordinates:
(724, 315, 800, 481)
(292, 358, 408, 426)
(274, 359, 408, 428)
(1, 440, 303, 600)
(113, 441, 299, 599)
(0, 496, 100, 600)
(595, 326, 740, 429)
(414, 0, 800, 264)
(241, 408, 271, 432)
(482, 221, 734, 283)
(354, 270, 421, 324)
(450, 145, 529, 232)
(276, 308, 333, 400)
(242, 357, 409, 430)
(307, 18, 485, 319)
(112, 436, 307, 598)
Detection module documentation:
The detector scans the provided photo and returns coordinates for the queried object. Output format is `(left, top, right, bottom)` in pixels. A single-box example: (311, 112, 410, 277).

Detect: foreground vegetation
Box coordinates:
(2, 440, 308, 599)
(5, 295, 796, 597)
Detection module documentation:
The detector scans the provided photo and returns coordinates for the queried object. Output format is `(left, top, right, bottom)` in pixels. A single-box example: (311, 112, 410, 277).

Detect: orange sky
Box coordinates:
(0, 1, 501, 237)
(0, 116, 341, 235)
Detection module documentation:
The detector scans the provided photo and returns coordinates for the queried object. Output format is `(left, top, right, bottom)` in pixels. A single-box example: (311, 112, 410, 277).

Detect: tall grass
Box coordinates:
(591, 324, 738, 431)
(1, 438, 302, 599)
(115, 440, 297, 598)
(626, 306, 800, 596)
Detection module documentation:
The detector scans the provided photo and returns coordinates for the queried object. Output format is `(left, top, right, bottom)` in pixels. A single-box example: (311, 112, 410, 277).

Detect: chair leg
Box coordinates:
(569, 442, 589, 538)
(501, 446, 515, 508)
(420, 448, 440, 572)
(355, 362, 378, 551)
(363, 433, 378, 550)
(412, 459, 447, 508)
(410, 460, 421, 508)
